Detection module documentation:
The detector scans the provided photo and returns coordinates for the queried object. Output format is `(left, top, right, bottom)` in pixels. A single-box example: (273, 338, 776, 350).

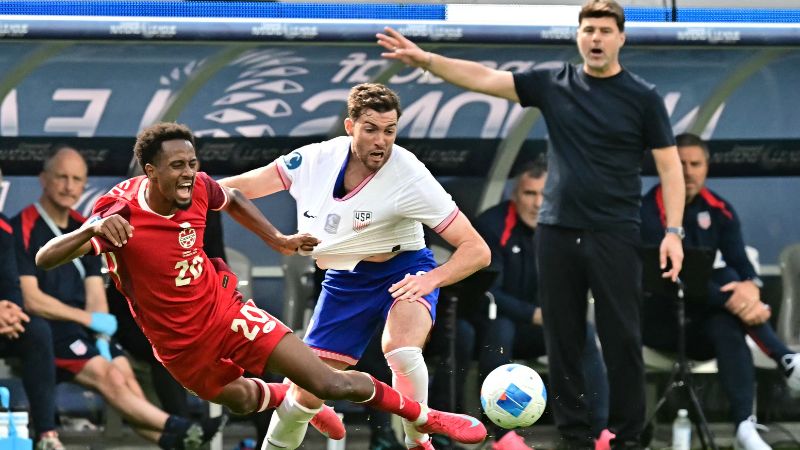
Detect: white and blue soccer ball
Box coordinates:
(480, 363, 547, 429)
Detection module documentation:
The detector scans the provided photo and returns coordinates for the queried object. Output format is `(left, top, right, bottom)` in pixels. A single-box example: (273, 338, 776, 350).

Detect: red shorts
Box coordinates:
(161, 298, 291, 400)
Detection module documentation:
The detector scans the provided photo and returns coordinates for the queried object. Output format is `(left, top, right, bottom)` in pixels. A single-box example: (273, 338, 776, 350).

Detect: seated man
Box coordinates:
(0, 199, 63, 450)
(640, 133, 800, 450)
(12, 146, 223, 450)
(474, 161, 610, 450)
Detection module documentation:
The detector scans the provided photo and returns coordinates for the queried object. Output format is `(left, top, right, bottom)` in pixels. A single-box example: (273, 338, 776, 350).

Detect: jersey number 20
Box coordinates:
(231, 300, 277, 341)
(175, 256, 203, 286)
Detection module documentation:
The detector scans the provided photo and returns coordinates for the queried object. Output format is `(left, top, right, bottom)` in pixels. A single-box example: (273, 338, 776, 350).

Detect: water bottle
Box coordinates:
(672, 408, 692, 450)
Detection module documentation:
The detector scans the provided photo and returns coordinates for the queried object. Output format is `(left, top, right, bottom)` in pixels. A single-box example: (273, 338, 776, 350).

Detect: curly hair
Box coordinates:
(134, 122, 195, 169)
(347, 83, 402, 121)
(579, 0, 625, 32)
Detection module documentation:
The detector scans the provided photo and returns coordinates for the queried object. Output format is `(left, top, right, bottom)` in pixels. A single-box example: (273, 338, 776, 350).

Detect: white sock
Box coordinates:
(262, 394, 320, 450)
(385, 346, 429, 448)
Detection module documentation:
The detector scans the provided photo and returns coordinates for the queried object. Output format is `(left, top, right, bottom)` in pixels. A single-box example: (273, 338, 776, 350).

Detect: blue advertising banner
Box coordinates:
(0, 42, 798, 176)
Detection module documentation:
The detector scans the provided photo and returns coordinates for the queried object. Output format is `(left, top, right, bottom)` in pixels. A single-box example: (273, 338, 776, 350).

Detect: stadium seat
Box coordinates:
(225, 246, 253, 301)
(778, 243, 800, 347)
(281, 254, 316, 332)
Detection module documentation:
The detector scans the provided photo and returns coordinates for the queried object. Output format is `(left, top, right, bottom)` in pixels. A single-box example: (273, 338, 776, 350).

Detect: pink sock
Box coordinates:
(363, 375, 421, 422)
(248, 379, 288, 412)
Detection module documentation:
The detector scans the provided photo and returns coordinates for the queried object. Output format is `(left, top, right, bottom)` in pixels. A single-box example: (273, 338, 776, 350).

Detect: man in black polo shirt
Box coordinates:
(641, 133, 800, 450)
(377, 1, 685, 448)
(474, 161, 610, 450)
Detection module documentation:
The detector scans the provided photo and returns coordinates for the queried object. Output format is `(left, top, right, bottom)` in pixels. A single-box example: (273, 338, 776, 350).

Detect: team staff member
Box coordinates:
(377, 1, 685, 448)
(641, 133, 800, 450)
(474, 161, 610, 450)
(0, 202, 63, 450)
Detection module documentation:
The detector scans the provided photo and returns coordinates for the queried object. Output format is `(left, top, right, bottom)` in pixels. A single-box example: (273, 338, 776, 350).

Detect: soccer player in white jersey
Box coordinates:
(220, 83, 491, 450)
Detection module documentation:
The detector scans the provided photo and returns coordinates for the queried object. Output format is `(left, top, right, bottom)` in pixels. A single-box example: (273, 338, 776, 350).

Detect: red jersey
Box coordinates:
(89, 172, 229, 356)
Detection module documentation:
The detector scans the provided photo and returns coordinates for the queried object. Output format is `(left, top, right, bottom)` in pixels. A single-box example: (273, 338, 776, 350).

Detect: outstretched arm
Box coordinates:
(35, 215, 132, 270)
(222, 186, 319, 255)
(377, 27, 519, 102)
(219, 161, 285, 199)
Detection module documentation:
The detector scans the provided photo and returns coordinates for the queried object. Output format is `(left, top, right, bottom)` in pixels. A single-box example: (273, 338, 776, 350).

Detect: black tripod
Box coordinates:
(644, 278, 718, 450)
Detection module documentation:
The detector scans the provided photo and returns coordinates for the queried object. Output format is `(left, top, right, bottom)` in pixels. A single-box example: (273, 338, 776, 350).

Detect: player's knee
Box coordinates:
(214, 379, 257, 415)
(226, 401, 252, 415)
(385, 346, 425, 376)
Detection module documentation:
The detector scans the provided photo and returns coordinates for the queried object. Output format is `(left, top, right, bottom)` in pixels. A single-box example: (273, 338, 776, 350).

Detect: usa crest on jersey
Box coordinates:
(697, 211, 711, 230)
(353, 210, 372, 233)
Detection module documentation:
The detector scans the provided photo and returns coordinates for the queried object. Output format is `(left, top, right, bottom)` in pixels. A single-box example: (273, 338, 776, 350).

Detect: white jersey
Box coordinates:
(275, 136, 458, 270)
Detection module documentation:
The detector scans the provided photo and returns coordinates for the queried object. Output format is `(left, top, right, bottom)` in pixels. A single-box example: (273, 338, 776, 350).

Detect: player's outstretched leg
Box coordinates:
(210, 376, 344, 450)
(265, 333, 487, 445)
(251, 380, 345, 442)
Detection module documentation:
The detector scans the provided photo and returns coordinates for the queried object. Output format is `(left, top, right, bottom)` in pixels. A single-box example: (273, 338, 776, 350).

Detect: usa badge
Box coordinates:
(697, 211, 711, 230)
(353, 210, 373, 232)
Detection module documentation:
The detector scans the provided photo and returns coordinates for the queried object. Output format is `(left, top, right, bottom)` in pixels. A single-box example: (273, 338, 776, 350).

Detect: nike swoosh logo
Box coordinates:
(466, 416, 481, 427)
(303, 211, 316, 218)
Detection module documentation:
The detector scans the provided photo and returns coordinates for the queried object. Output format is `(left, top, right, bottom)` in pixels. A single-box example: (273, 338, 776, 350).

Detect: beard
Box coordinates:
(175, 198, 193, 210)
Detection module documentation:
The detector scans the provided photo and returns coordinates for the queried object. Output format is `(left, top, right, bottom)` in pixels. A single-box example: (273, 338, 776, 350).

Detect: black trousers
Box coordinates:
(0, 316, 57, 436)
(536, 224, 644, 448)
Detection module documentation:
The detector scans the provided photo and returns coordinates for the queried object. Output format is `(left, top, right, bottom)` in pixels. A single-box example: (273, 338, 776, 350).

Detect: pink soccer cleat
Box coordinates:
(415, 407, 487, 444)
(492, 431, 533, 450)
(310, 404, 346, 440)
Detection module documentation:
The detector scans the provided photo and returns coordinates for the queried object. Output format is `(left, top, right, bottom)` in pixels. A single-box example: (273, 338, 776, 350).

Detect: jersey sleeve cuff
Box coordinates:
(276, 164, 291, 190)
(433, 208, 459, 234)
(89, 237, 103, 255)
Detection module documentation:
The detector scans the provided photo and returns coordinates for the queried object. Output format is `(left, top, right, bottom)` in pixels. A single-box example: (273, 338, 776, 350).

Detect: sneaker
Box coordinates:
(595, 429, 615, 450)
(35, 431, 65, 450)
(781, 353, 800, 392)
(309, 403, 346, 440)
(492, 431, 533, 450)
(409, 440, 436, 450)
(415, 406, 487, 444)
(370, 426, 406, 450)
(181, 415, 229, 450)
(734, 416, 771, 450)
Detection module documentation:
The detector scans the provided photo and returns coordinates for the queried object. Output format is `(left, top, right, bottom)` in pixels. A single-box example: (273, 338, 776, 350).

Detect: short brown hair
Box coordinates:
(516, 160, 548, 181)
(676, 132, 710, 160)
(347, 83, 402, 121)
(579, 0, 625, 32)
(134, 122, 195, 169)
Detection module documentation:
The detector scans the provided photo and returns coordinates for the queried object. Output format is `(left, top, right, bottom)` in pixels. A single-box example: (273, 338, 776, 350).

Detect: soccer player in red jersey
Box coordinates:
(35, 122, 487, 447)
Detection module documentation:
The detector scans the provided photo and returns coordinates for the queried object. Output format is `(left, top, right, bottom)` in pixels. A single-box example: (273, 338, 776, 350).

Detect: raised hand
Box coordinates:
(376, 26, 432, 69)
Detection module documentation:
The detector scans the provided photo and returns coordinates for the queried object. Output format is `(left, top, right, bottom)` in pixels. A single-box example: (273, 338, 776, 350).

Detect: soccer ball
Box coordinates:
(480, 363, 547, 429)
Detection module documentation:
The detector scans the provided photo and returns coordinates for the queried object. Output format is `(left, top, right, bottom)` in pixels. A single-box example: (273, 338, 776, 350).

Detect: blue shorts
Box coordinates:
(304, 248, 439, 365)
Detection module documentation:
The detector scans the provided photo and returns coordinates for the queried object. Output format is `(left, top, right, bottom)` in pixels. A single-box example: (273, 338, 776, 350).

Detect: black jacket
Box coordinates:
(641, 185, 757, 307)
(474, 200, 537, 323)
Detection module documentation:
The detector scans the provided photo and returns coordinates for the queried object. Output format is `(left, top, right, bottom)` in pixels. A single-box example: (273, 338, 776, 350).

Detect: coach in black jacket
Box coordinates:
(474, 162, 609, 449)
(640, 133, 800, 450)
